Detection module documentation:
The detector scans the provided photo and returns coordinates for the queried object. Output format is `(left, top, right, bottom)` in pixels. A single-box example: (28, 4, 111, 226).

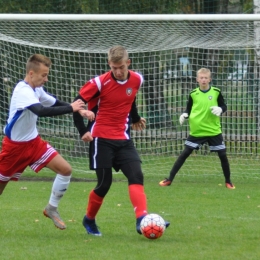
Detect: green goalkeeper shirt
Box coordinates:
(184, 86, 227, 137)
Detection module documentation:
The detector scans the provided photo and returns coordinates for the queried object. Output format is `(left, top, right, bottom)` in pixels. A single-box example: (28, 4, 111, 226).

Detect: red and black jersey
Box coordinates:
(79, 70, 143, 140)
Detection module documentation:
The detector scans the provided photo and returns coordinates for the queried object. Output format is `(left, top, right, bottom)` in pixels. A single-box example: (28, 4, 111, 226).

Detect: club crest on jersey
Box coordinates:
(208, 96, 213, 100)
(126, 88, 132, 96)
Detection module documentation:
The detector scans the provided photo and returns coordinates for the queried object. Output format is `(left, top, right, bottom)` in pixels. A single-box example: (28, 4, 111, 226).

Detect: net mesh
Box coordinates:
(0, 16, 259, 179)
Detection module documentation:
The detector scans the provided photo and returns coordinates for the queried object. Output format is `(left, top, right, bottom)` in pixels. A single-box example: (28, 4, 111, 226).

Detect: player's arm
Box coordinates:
(52, 99, 71, 107)
(217, 92, 227, 113)
(27, 99, 85, 117)
(73, 79, 100, 140)
(73, 94, 89, 137)
(179, 96, 192, 125)
(130, 98, 141, 123)
(184, 95, 193, 115)
(210, 92, 227, 116)
(130, 98, 146, 131)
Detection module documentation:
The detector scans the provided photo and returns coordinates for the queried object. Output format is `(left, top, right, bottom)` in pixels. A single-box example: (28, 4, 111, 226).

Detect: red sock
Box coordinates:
(86, 190, 104, 219)
(128, 184, 148, 218)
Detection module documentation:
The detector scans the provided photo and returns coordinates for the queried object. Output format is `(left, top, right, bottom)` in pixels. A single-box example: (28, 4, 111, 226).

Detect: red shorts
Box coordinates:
(0, 136, 58, 183)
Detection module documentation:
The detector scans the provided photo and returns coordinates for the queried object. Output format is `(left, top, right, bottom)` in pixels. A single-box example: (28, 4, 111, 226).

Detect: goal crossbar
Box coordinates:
(1, 13, 260, 21)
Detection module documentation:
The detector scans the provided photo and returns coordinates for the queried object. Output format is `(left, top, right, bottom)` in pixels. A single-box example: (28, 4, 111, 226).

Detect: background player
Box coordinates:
(73, 45, 169, 236)
(159, 68, 235, 189)
(0, 54, 94, 230)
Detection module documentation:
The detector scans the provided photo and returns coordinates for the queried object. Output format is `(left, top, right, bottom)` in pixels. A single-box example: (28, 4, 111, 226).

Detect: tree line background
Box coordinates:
(0, 0, 254, 14)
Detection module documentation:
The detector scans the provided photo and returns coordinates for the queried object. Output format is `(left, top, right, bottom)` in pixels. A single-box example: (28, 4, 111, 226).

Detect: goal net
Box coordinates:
(0, 14, 260, 179)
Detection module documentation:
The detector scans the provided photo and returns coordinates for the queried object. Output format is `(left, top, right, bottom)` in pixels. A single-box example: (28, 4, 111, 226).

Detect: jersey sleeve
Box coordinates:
(184, 95, 193, 115)
(79, 77, 100, 102)
(217, 91, 227, 113)
(134, 71, 144, 89)
(15, 85, 40, 110)
(38, 87, 56, 107)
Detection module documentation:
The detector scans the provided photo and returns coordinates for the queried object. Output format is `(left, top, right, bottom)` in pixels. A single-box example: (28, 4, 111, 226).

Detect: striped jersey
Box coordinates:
(79, 70, 143, 139)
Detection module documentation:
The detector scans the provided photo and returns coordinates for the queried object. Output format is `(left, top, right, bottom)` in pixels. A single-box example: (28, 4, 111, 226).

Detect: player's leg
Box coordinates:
(121, 161, 147, 217)
(209, 134, 235, 189)
(217, 150, 235, 189)
(0, 182, 8, 195)
(83, 167, 113, 236)
(120, 161, 170, 234)
(113, 140, 149, 234)
(0, 136, 29, 195)
(30, 137, 72, 230)
(159, 146, 193, 186)
(120, 160, 148, 234)
(43, 154, 72, 229)
(82, 137, 115, 236)
(159, 135, 206, 186)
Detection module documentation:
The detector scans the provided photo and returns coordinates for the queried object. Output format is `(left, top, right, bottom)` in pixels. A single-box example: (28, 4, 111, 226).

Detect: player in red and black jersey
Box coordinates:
(73, 45, 169, 236)
(74, 96, 145, 170)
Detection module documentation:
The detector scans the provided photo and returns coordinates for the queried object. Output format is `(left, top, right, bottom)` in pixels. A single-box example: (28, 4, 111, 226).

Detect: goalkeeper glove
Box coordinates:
(179, 113, 188, 125)
(210, 106, 222, 116)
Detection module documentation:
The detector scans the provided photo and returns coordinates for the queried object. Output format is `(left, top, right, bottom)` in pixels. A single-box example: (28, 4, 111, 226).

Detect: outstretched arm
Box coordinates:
(27, 99, 85, 117)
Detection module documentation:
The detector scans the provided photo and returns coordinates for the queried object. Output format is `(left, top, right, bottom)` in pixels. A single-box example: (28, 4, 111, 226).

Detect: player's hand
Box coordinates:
(79, 110, 95, 121)
(179, 113, 188, 125)
(81, 131, 93, 142)
(71, 99, 86, 112)
(210, 106, 222, 116)
(132, 117, 146, 131)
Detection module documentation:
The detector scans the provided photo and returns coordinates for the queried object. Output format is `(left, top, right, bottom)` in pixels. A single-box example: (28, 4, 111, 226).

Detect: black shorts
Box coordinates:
(89, 138, 141, 170)
(185, 134, 226, 151)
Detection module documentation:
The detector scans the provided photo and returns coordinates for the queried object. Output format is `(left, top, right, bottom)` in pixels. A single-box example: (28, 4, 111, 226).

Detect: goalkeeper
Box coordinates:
(159, 68, 235, 189)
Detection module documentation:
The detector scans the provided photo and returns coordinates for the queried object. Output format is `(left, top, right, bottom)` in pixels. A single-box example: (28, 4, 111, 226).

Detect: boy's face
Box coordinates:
(108, 59, 131, 81)
(197, 72, 211, 88)
(29, 63, 49, 88)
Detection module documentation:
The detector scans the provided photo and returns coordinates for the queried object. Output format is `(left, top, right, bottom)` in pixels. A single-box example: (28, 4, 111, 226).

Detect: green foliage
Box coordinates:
(1, 177, 260, 260)
(0, 0, 253, 14)
(0, 0, 85, 13)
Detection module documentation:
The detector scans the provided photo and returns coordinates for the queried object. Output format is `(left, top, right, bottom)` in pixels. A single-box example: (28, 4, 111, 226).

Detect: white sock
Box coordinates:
(49, 174, 71, 207)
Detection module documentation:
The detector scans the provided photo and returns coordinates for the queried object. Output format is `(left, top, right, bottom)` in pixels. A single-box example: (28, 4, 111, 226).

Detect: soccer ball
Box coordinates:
(140, 213, 166, 239)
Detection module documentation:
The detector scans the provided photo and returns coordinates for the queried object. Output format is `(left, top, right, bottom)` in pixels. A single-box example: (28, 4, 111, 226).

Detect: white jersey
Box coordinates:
(4, 80, 56, 141)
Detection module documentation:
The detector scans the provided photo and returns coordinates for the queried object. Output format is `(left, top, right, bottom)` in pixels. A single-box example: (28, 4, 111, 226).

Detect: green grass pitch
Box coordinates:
(1, 173, 260, 260)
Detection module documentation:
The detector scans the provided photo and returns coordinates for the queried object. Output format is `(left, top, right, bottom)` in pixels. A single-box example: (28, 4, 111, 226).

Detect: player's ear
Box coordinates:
(127, 59, 131, 66)
(29, 70, 34, 77)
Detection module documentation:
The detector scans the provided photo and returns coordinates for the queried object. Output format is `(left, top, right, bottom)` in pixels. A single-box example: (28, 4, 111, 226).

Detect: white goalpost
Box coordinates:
(0, 14, 260, 179)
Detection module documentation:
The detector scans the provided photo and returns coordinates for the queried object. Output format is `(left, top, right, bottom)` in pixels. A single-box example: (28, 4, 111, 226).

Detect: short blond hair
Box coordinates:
(197, 68, 211, 77)
(108, 45, 129, 63)
(26, 54, 52, 73)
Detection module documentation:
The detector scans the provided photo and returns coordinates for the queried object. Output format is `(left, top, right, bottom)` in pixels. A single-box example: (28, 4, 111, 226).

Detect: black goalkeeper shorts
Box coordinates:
(185, 134, 226, 151)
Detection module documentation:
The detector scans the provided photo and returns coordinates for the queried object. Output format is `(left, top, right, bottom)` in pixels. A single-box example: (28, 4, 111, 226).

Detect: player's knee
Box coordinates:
(59, 164, 72, 176)
(218, 150, 229, 163)
(218, 149, 227, 158)
(128, 170, 143, 185)
(179, 147, 193, 160)
(95, 183, 111, 197)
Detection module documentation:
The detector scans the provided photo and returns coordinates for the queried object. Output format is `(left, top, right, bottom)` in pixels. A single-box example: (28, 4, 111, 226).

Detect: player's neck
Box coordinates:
(24, 76, 34, 89)
(111, 71, 130, 82)
(199, 85, 210, 91)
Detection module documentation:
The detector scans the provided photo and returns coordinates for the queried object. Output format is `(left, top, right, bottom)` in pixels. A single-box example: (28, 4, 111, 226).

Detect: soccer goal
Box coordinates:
(1, 14, 260, 179)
